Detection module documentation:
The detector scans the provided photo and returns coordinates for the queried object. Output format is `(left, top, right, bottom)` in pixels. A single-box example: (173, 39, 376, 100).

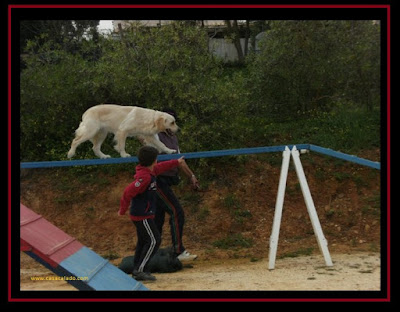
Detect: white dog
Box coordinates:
(67, 104, 179, 159)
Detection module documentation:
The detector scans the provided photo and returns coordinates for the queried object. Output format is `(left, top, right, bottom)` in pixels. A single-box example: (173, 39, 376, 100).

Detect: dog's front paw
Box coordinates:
(165, 149, 177, 154)
(120, 152, 131, 158)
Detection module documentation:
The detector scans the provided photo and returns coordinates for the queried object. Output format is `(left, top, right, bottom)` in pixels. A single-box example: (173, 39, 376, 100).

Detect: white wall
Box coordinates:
(209, 38, 247, 62)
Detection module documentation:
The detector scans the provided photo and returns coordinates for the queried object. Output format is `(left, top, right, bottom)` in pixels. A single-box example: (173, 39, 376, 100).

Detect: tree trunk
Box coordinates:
(225, 20, 245, 63)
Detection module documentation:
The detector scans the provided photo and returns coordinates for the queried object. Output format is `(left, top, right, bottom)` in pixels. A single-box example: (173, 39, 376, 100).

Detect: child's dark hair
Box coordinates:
(138, 146, 159, 167)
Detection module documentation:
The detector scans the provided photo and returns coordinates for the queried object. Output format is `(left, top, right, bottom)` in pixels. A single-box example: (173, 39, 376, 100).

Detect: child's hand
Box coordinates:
(178, 156, 185, 164)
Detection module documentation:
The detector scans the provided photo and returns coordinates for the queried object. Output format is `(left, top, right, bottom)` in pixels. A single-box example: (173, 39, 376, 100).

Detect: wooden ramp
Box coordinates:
(20, 203, 148, 291)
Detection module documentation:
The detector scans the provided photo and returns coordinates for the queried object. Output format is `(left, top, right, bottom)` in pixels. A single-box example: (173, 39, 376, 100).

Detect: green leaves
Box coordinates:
(20, 21, 380, 162)
(248, 20, 380, 120)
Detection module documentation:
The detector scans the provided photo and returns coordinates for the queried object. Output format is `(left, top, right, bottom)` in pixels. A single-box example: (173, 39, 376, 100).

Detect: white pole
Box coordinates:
(268, 146, 291, 270)
(291, 146, 333, 267)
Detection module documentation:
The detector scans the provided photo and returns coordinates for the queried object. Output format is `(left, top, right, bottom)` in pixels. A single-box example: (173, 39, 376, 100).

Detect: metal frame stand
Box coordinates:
(268, 146, 333, 270)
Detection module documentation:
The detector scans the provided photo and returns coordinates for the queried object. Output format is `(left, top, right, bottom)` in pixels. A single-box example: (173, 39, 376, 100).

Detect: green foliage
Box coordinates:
(20, 20, 380, 162)
(20, 22, 248, 161)
(279, 247, 314, 259)
(20, 20, 100, 57)
(248, 20, 380, 120)
(213, 233, 253, 249)
(21, 40, 101, 161)
(247, 105, 380, 152)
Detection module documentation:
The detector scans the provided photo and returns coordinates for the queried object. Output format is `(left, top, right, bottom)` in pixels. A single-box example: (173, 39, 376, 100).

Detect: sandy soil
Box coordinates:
(20, 252, 380, 291)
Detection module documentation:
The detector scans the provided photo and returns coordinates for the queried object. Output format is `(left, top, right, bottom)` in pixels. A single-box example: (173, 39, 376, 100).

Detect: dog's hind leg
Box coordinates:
(67, 134, 86, 158)
(67, 120, 99, 158)
(91, 129, 111, 159)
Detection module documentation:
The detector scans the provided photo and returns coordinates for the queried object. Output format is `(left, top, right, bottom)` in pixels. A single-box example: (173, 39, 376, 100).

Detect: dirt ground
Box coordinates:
(19, 151, 382, 293)
(20, 251, 380, 291)
(146, 252, 381, 291)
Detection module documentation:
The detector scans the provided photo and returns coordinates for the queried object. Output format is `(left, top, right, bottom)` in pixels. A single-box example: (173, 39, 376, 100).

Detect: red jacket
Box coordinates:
(119, 159, 179, 220)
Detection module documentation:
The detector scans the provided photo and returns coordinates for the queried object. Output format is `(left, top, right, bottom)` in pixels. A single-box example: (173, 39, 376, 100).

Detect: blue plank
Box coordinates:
(309, 144, 380, 170)
(159, 144, 311, 161)
(20, 144, 311, 169)
(23, 250, 93, 290)
(20, 144, 380, 170)
(59, 247, 148, 291)
(20, 157, 140, 169)
(89, 262, 148, 291)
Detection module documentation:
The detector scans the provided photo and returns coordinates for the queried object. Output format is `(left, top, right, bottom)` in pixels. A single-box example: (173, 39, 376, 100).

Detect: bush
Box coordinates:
(20, 22, 248, 161)
(247, 20, 380, 121)
(20, 21, 380, 162)
(21, 40, 101, 161)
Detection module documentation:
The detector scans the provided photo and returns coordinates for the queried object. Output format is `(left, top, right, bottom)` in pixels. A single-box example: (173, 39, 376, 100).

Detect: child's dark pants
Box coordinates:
(132, 219, 161, 273)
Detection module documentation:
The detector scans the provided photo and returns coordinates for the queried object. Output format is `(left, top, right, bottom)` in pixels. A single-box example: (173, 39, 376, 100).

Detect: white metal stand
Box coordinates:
(268, 146, 333, 270)
(268, 146, 291, 270)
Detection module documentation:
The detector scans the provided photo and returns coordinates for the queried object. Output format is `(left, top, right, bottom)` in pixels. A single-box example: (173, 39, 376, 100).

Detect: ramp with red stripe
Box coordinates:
(20, 203, 148, 291)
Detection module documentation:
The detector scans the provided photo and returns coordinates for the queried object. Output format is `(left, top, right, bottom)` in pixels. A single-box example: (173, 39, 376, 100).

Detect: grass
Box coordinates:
(361, 193, 381, 217)
(102, 251, 120, 260)
(222, 194, 252, 224)
(213, 233, 253, 249)
(250, 106, 380, 154)
(279, 247, 314, 259)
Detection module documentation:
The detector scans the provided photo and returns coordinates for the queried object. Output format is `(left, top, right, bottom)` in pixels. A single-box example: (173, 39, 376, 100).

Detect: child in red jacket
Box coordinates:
(119, 146, 184, 281)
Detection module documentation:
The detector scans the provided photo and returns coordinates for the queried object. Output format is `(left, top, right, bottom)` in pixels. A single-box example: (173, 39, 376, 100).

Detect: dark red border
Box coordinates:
(8, 3, 12, 303)
(9, 3, 391, 302)
(7, 4, 392, 8)
(385, 3, 391, 305)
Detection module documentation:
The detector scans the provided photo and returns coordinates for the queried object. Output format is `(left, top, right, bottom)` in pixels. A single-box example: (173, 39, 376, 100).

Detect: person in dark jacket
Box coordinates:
(119, 146, 184, 281)
(155, 109, 200, 262)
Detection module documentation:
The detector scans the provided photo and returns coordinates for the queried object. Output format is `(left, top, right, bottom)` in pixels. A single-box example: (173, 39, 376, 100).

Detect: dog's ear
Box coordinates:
(155, 116, 166, 130)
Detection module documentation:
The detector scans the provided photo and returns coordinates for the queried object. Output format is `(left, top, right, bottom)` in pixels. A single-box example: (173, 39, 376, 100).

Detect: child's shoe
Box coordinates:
(132, 270, 156, 281)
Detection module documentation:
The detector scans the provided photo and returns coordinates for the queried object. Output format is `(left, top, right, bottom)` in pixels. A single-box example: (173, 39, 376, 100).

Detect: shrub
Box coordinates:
(20, 22, 247, 161)
(247, 20, 380, 121)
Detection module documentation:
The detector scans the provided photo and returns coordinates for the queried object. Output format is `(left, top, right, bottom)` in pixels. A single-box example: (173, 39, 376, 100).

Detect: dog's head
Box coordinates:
(155, 112, 179, 135)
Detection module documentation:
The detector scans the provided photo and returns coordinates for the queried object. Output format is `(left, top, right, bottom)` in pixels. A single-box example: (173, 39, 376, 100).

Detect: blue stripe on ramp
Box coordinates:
(59, 247, 148, 291)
